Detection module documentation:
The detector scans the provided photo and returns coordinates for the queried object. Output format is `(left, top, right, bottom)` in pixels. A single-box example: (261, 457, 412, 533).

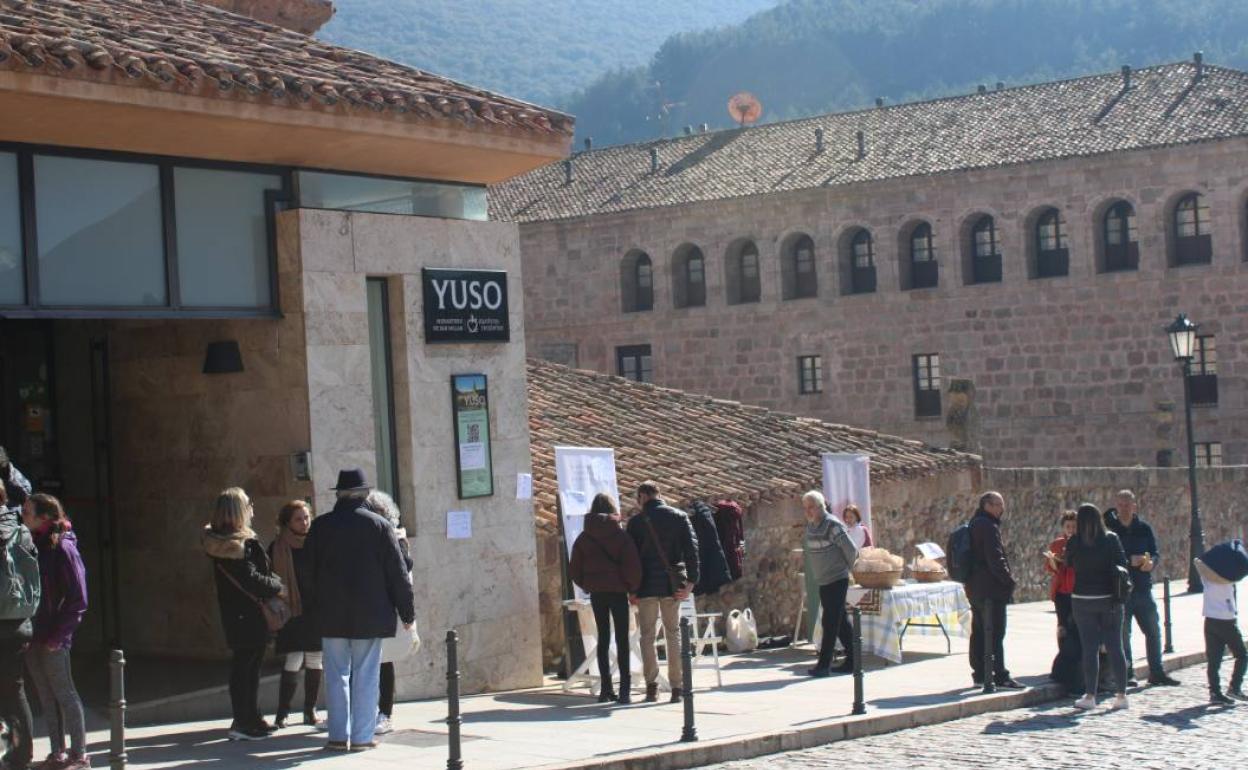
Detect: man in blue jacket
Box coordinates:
(309, 469, 416, 751)
(1105, 490, 1180, 687)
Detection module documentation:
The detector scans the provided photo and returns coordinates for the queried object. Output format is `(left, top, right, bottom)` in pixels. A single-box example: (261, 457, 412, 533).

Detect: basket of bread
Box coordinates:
(852, 547, 904, 589)
(911, 557, 947, 583)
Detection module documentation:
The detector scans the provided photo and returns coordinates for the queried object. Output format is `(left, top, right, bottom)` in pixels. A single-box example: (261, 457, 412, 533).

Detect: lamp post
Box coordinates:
(1166, 313, 1205, 594)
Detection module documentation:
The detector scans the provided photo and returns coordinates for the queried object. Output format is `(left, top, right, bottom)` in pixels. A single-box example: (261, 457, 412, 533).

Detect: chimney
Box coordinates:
(1121, 65, 1132, 91)
(1194, 51, 1204, 79)
(700, 123, 709, 133)
(977, 84, 987, 94)
(583, 137, 593, 151)
(649, 147, 659, 173)
(815, 127, 825, 154)
(874, 97, 885, 108)
(995, 81, 1005, 91)
(856, 130, 866, 160)
(563, 159, 573, 184)
(684, 125, 693, 136)
(201, 0, 336, 35)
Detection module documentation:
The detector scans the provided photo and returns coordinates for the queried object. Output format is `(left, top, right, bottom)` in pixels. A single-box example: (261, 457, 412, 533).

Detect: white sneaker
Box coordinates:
(1074, 695, 1096, 710)
(1111, 694, 1129, 710)
(375, 714, 393, 735)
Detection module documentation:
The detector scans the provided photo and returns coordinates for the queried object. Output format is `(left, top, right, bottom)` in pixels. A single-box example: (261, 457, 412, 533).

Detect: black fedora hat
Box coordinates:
(331, 468, 370, 491)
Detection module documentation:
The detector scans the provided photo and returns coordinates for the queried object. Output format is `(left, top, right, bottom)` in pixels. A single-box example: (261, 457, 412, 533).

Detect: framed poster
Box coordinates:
(451, 374, 494, 498)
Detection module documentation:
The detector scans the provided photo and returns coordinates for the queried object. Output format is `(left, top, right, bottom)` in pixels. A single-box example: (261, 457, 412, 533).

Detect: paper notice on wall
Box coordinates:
(916, 542, 945, 560)
(458, 442, 486, 471)
(447, 510, 472, 540)
(555, 446, 620, 602)
(516, 473, 533, 500)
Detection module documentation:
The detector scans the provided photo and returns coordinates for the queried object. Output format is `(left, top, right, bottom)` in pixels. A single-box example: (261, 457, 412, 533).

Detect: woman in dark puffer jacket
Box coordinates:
(569, 494, 642, 704)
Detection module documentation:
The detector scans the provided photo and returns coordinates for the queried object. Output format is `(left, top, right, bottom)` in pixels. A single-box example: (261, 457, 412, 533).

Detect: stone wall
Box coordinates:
(517, 138, 1248, 469)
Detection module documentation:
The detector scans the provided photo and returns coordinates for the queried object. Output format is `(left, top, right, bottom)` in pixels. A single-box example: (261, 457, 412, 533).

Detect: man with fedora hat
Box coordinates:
(308, 469, 415, 751)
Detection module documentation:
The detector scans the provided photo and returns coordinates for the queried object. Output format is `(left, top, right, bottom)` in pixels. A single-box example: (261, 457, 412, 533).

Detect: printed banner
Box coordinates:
(451, 374, 493, 498)
(554, 446, 620, 602)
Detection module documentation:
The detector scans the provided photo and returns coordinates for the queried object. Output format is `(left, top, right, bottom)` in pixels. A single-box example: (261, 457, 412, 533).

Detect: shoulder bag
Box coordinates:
(216, 562, 291, 633)
(639, 513, 689, 597)
(1111, 563, 1134, 604)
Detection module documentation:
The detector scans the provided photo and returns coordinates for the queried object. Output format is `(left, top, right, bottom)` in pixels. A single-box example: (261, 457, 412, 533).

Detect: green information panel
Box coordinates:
(452, 373, 493, 499)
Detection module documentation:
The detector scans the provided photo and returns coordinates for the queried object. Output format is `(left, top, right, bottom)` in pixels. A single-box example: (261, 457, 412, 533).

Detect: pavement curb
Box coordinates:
(537, 651, 1207, 770)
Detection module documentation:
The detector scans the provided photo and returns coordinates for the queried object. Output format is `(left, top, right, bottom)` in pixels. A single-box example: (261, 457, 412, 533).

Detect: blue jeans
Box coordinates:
(1122, 589, 1164, 678)
(322, 638, 382, 745)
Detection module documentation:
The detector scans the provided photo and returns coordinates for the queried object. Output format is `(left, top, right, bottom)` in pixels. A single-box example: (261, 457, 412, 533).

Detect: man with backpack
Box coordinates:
(963, 492, 1023, 689)
(0, 447, 31, 514)
(0, 482, 40, 770)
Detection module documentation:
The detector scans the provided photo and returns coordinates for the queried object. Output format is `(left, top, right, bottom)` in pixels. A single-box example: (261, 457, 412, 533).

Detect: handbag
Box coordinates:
(1111, 564, 1134, 604)
(725, 608, 759, 653)
(639, 513, 689, 597)
(216, 563, 291, 633)
(381, 568, 421, 663)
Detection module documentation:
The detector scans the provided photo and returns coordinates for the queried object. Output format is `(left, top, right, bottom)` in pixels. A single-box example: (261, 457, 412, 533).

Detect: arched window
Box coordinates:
(1102, 201, 1138, 272)
(672, 244, 706, 308)
(970, 215, 1002, 283)
(1173, 193, 1212, 265)
(726, 241, 761, 304)
(1033, 208, 1069, 278)
(848, 229, 876, 294)
(620, 251, 653, 312)
(909, 222, 938, 289)
(783, 234, 817, 299)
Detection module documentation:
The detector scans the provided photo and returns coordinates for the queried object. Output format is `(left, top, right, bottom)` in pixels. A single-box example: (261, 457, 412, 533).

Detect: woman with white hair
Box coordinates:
(362, 490, 413, 735)
(801, 490, 860, 677)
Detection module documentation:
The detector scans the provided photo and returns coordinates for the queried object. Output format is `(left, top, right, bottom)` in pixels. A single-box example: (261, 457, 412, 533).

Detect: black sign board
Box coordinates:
(421, 268, 510, 343)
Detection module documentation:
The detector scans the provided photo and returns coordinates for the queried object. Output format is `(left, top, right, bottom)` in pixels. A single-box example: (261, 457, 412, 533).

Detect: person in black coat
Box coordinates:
(268, 500, 322, 728)
(0, 485, 35, 769)
(203, 487, 283, 741)
(966, 492, 1022, 689)
(689, 501, 732, 596)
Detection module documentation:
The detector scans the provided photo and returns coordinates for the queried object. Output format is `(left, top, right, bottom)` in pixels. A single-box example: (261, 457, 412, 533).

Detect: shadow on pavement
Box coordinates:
(1140, 702, 1235, 731)
(981, 706, 1082, 735)
(85, 726, 333, 769)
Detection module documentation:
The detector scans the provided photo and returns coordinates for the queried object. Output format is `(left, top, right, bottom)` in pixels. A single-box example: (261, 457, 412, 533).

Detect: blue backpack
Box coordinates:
(946, 522, 974, 584)
(0, 525, 40, 620)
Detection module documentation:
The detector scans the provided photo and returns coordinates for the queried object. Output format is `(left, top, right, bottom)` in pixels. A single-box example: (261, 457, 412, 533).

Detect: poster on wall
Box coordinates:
(554, 446, 620, 602)
(451, 374, 494, 499)
(422, 268, 510, 343)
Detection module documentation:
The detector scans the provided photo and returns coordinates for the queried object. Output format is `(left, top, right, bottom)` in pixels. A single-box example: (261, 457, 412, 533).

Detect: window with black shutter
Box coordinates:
(790, 235, 818, 299)
(798, 355, 823, 395)
(970, 216, 1002, 283)
(849, 229, 877, 294)
(913, 353, 941, 418)
(1189, 334, 1218, 406)
(616, 344, 653, 383)
(1173, 193, 1212, 266)
(909, 222, 938, 289)
(1102, 201, 1139, 272)
(1034, 208, 1069, 278)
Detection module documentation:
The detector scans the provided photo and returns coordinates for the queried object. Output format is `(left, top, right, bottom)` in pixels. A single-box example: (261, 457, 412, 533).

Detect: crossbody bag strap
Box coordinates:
(639, 513, 676, 576)
(215, 561, 264, 608)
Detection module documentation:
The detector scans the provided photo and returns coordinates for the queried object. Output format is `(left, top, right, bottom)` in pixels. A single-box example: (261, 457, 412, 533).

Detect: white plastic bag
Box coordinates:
(725, 608, 759, 653)
(381, 615, 421, 663)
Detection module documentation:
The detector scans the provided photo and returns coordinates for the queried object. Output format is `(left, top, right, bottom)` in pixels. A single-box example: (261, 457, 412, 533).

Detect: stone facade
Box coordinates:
(518, 138, 1248, 468)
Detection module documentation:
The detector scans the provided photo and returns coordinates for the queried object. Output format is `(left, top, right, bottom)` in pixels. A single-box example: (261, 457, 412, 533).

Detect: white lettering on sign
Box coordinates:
(431, 278, 504, 311)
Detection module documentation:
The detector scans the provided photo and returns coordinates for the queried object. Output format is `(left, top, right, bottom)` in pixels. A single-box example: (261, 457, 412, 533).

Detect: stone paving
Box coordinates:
(712, 665, 1244, 770)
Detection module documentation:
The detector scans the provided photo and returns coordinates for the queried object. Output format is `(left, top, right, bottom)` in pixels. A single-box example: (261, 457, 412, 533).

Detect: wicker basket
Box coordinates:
(852, 570, 903, 589)
(912, 569, 947, 583)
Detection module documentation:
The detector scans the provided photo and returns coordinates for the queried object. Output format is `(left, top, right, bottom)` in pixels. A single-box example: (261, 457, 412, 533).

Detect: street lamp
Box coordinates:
(1166, 313, 1205, 594)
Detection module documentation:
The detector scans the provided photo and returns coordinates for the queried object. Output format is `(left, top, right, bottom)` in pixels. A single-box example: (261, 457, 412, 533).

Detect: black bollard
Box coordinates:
(982, 599, 996, 695)
(851, 607, 866, 715)
(446, 631, 464, 770)
(679, 617, 697, 742)
(109, 649, 127, 770)
(1163, 577, 1174, 654)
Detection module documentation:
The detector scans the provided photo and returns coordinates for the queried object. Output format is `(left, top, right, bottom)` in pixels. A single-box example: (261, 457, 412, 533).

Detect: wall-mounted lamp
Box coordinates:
(203, 340, 244, 374)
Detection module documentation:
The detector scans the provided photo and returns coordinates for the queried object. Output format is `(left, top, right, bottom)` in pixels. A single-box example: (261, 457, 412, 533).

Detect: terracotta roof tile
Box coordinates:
(0, 0, 572, 137)
(526, 358, 978, 521)
(492, 60, 1248, 221)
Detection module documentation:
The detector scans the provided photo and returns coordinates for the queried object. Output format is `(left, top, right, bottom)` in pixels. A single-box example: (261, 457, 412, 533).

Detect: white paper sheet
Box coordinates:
(447, 510, 472, 539)
(916, 542, 946, 560)
(516, 473, 533, 500)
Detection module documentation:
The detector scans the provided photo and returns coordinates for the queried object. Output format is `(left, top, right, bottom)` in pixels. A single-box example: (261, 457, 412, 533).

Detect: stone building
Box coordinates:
(1, 0, 571, 701)
(494, 58, 1248, 469)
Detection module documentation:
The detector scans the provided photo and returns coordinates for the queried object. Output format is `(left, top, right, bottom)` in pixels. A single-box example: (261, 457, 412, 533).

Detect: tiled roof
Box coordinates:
(0, 0, 572, 136)
(492, 60, 1248, 222)
(526, 358, 978, 527)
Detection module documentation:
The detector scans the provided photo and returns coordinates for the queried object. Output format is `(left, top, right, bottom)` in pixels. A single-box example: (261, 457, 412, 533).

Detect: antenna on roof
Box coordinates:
(563, 159, 573, 185)
(856, 130, 866, 160)
(815, 127, 825, 154)
(1194, 51, 1205, 79)
(1121, 65, 1132, 91)
(649, 146, 659, 173)
(727, 92, 763, 127)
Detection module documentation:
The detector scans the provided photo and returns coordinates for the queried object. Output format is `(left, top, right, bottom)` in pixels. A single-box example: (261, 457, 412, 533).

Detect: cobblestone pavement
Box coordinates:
(712, 666, 1244, 770)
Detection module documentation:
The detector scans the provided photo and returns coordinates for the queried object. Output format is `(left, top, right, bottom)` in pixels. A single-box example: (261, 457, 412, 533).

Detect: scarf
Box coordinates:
(271, 528, 306, 617)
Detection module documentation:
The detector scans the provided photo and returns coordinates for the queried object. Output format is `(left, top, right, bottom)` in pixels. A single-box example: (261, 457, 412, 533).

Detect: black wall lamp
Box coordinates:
(203, 340, 245, 374)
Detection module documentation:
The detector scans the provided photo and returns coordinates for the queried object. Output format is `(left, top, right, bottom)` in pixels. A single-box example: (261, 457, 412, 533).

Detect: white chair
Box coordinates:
(654, 596, 724, 688)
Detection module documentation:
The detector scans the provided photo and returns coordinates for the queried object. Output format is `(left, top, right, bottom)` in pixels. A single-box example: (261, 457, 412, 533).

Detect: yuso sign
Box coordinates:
(421, 268, 510, 343)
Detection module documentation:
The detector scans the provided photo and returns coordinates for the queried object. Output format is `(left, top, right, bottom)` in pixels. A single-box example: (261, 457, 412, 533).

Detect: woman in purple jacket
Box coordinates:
(23, 494, 88, 770)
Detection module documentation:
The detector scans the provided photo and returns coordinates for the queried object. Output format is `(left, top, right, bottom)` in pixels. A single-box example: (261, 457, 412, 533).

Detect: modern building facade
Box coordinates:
(494, 58, 1248, 468)
(1, 0, 571, 700)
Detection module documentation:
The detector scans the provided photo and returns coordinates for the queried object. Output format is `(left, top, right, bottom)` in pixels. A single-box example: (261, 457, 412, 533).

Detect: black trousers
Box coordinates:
(816, 578, 854, 669)
(1205, 618, 1247, 693)
(0, 639, 32, 768)
(970, 598, 1010, 682)
(590, 592, 630, 688)
(379, 662, 395, 717)
(229, 646, 266, 728)
(1050, 593, 1083, 691)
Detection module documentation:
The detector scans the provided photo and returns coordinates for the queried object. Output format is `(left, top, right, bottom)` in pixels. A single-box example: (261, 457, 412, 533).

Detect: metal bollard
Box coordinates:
(1163, 577, 1175, 654)
(981, 600, 996, 695)
(446, 631, 463, 770)
(679, 617, 697, 742)
(851, 607, 866, 715)
(109, 649, 127, 770)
